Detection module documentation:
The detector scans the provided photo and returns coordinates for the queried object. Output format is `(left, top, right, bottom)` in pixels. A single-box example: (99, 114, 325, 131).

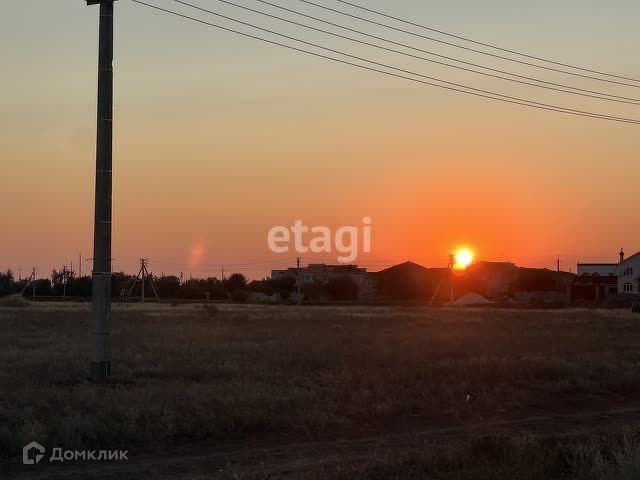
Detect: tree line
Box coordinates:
(0, 269, 360, 302)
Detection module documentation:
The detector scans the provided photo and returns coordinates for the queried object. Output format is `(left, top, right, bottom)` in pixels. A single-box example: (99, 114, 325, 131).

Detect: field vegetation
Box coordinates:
(3, 303, 640, 478)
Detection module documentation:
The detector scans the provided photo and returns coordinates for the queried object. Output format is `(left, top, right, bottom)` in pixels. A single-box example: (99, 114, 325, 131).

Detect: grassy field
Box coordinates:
(3, 303, 640, 479)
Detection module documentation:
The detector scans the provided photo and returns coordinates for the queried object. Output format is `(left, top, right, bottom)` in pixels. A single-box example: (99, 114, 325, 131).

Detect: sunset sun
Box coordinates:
(454, 248, 474, 270)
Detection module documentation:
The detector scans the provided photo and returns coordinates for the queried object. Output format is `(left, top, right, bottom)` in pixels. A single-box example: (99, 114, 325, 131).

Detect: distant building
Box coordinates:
(459, 262, 573, 303)
(570, 274, 617, 303)
(573, 252, 620, 302)
(371, 261, 445, 301)
(271, 264, 372, 298)
(576, 263, 617, 277)
(465, 261, 519, 298)
(371, 261, 573, 303)
(572, 249, 640, 298)
(617, 249, 640, 295)
(575, 248, 640, 296)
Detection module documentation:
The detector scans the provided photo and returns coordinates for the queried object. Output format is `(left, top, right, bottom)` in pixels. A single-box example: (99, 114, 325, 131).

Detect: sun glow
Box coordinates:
(453, 248, 474, 270)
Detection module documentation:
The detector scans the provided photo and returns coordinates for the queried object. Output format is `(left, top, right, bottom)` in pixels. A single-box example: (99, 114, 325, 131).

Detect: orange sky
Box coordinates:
(2, 1, 639, 279)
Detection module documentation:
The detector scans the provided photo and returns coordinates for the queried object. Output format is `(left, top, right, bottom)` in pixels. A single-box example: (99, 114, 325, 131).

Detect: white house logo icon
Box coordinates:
(23, 441, 45, 465)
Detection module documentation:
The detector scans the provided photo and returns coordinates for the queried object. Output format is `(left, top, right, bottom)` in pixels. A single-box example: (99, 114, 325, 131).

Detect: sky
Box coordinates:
(1, 0, 639, 279)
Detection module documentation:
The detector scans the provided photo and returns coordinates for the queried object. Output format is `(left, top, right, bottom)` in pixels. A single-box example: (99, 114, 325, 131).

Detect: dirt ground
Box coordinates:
(3, 303, 640, 479)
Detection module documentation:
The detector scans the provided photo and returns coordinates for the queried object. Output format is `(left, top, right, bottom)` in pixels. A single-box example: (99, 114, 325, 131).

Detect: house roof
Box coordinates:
(374, 261, 429, 276)
(520, 267, 574, 277)
(468, 261, 517, 272)
(474, 261, 516, 266)
(577, 263, 617, 267)
(621, 251, 640, 265)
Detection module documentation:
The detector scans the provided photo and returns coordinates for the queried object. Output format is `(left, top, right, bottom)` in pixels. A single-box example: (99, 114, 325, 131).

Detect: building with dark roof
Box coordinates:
(272, 264, 371, 298)
(570, 274, 617, 302)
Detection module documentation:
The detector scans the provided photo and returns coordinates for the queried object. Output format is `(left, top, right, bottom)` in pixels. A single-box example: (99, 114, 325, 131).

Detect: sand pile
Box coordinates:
(449, 293, 493, 307)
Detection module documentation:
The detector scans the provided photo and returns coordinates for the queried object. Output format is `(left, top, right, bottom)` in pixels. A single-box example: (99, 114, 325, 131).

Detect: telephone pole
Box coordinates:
(88, 0, 116, 384)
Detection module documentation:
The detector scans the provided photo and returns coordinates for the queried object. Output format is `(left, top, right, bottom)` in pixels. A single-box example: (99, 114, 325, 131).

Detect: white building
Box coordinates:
(578, 249, 640, 295)
(618, 250, 640, 295)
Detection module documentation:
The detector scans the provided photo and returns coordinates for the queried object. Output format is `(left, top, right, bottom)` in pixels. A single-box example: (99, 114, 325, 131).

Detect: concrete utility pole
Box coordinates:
(88, 0, 116, 383)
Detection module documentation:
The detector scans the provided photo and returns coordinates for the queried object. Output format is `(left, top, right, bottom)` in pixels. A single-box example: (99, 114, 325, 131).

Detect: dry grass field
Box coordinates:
(3, 303, 640, 479)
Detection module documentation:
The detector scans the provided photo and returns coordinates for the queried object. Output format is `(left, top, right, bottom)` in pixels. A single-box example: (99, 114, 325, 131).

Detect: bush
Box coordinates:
(0, 294, 30, 308)
(230, 289, 249, 303)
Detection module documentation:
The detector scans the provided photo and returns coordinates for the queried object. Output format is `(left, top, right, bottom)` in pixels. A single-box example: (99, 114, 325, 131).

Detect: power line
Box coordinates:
(334, 0, 640, 84)
(133, 0, 640, 124)
(156, 264, 295, 275)
(296, 0, 640, 89)
(248, 0, 640, 104)
(195, 0, 640, 106)
(170, 0, 640, 120)
(149, 257, 298, 268)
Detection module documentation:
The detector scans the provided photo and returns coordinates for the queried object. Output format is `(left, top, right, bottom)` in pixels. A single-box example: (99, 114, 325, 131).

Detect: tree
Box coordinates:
(31, 279, 52, 297)
(224, 273, 247, 293)
(51, 269, 64, 288)
(273, 276, 296, 300)
(248, 278, 276, 296)
(0, 270, 15, 297)
(51, 268, 74, 296)
(178, 279, 208, 299)
(204, 277, 227, 300)
(230, 289, 249, 303)
(67, 276, 92, 297)
(156, 275, 181, 298)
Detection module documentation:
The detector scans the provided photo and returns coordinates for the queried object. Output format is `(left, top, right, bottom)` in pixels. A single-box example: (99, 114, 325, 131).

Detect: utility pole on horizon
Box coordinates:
(31, 268, 36, 300)
(296, 257, 302, 305)
(87, 0, 116, 384)
(448, 252, 455, 303)
(62, 266, 68, 298)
